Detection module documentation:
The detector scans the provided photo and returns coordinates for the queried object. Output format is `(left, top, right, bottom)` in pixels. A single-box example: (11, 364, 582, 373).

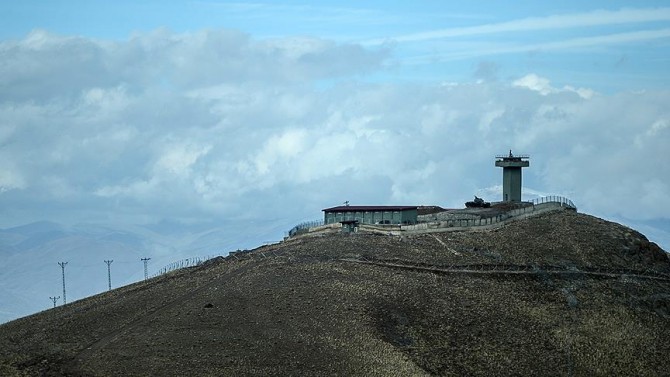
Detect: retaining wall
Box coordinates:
(401, 202, 570, 234)
(286, 196, 577, 238)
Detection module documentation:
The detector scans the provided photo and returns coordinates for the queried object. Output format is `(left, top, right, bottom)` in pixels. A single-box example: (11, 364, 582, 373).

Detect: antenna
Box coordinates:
(49, 296, 60, 308)
(141, 257, 151, 280)
(104, 260, 114, 291)
(58, 262, 68, 304)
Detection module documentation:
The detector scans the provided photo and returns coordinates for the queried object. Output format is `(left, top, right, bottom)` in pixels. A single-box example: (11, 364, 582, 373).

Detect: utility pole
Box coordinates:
(141, 257, 151, 280)
(58, 262, 68, 304)
(49, 296, 60, 308)
(104, 260, 113, 291)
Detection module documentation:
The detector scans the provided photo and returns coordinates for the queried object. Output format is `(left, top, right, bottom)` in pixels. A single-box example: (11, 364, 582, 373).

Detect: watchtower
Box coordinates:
(495, 151, 529, 202)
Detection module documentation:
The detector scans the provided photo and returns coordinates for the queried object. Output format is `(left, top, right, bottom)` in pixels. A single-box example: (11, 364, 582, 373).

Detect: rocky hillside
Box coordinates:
(1, 210, 669, 376)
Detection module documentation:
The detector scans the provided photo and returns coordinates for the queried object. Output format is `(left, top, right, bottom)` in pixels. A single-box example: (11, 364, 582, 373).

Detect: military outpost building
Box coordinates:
(320, 152, 528, 230)
(495, 151, 529, 202)
(323, 205, 418, 227)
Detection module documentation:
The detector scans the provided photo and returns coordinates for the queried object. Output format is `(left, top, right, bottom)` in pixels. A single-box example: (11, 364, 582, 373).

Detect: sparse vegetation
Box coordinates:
(0, 211, 668, 376)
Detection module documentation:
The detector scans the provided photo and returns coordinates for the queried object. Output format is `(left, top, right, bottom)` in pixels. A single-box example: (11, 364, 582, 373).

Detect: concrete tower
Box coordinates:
(495, 151, 529, 202)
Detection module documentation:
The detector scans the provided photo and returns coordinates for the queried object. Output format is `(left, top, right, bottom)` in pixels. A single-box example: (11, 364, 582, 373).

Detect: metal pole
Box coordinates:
(104, 260, 113, 291)
(49, 296, 60, 308)
(58, 262, 68, 304)
(141, 257, 151, 280)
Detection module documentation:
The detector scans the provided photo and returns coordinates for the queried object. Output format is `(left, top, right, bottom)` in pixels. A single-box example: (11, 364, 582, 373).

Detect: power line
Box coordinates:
(49, 296, 60, 308)
(141, 257, 151, 280)
(104, 260, 113, 291)
(58, 262, 68, 305)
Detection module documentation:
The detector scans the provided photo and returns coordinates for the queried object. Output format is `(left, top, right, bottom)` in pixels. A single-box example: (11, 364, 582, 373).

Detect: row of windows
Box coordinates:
(330, 211, 401, 216)
(324, 211, 416, 225)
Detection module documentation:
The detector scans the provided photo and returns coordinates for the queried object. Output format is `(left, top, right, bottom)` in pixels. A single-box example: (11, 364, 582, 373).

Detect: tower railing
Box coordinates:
(495, 154, 530, 159)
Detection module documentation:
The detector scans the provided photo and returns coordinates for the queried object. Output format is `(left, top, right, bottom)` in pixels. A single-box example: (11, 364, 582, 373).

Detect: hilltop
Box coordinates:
(1, 210, 669, 376)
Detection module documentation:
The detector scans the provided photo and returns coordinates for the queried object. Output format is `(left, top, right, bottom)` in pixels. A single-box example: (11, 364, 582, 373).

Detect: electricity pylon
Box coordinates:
(141, 257, 151, 280)
(104, 260, 113, 291)
(58, 262, 68, 304)
(49, 296, 60, 308)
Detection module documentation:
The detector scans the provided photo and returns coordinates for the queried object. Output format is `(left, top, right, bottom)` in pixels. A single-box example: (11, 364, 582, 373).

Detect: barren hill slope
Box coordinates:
(1, 210, 669, 376)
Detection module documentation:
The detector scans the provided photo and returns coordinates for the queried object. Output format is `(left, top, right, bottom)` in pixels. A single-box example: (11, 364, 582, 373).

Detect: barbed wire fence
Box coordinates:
(286, 219, 325, 238)
(150, 254, 223, 279)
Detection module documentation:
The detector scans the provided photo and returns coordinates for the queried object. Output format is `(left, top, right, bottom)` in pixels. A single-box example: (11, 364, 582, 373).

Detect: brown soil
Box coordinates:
(1, 210, 669, 376)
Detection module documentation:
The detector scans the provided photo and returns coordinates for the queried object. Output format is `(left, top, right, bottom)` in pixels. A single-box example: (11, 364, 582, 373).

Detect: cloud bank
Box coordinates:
(0, 29, 668, 241)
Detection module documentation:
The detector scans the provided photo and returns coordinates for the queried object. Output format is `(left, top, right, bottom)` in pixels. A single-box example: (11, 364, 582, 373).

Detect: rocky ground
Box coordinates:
(0, 210, 668, 376)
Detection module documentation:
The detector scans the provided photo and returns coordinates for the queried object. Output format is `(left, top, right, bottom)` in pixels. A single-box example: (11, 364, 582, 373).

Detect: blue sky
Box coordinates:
(3, 1, 670, 91)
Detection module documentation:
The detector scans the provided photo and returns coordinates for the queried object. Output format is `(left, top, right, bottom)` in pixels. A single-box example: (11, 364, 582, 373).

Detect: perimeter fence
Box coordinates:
(286, 219, 325, 238)
(285, 196, 577, 236)
(531, 196, 577, 209)
(403, 196, 576, 231)
(150, 255, 222, 278)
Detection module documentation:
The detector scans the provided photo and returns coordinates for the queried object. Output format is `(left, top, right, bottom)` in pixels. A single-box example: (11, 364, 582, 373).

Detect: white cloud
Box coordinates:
(0, 29, 387, 102)
(0, 166, 25, 193)
(369, 8, 670, 44)
(0, 29, 668, 238)
(648, 119, 669, 136)
(513, 74, 554, 95)
(529, 28, 670, 52)
(154, 142, 212, 177)
(252, 129, 306, 175)
(513, 74, 596, 99)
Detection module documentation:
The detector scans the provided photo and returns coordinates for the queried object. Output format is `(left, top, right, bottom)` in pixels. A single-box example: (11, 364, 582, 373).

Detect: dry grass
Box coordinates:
(0, 211, 668, 376)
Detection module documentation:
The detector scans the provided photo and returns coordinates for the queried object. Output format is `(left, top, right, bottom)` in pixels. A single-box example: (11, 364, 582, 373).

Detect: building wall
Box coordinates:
(502, 167, 522, 202)
(324, 209, 417, 225)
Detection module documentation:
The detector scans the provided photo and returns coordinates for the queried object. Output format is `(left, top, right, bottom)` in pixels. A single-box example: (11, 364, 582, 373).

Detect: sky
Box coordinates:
(1, 1, 669, 251)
